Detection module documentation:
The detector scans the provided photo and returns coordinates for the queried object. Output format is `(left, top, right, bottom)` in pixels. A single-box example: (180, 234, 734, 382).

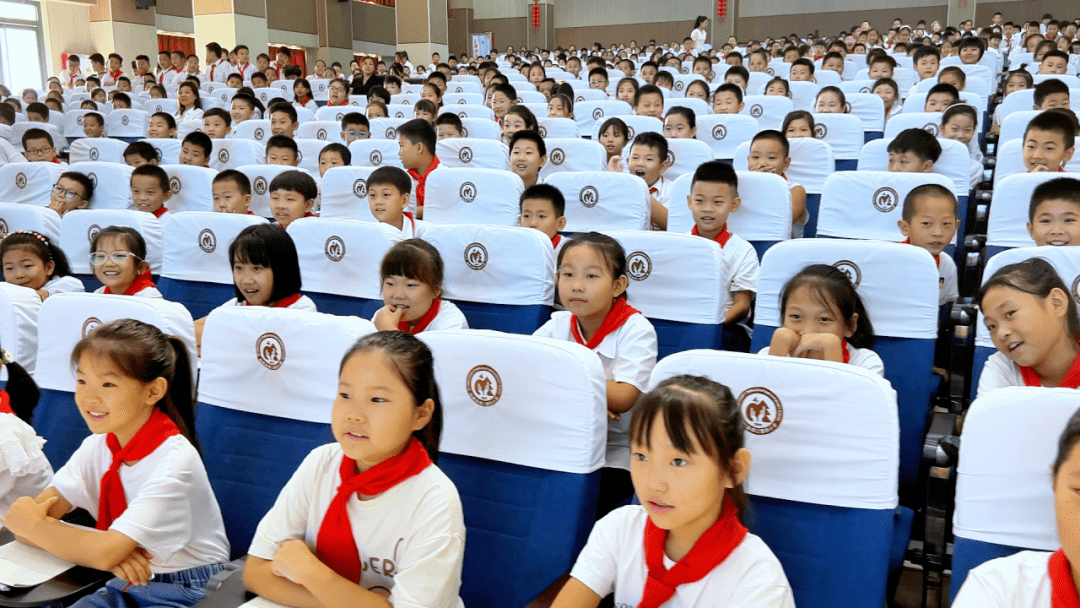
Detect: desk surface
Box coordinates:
(0, 528, 112, 607)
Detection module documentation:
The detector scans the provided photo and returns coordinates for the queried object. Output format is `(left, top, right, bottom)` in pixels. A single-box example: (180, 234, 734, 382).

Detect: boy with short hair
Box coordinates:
(686, 160, 758, 342)
(231, 94, 259, 126)
(821, 52, 845, 75)
(868, 55, 896, 80)
(340, 113, 370, 144)
(490, 83, 517, 122)
(898, 184, 959, 306)
(654, 71, 675, 91)
(724, 66, 750, 93)
(130, 164, 172, 218)
(937, 67, 966, 92)
(250, 72, 268, 89)
(1039, 50, 1070, 75)
(1027, 177, 1080, 246)
(618, 131, 671, 229)
(21, 129, 58, 164)
(1034, 78, 1071, 110)
(366, 166, 424, 237)
(268, 102, 298, 138)
(789, 58, 815, 82)
(111, 93, 131, 110)
(268, 170, 317, 227)
(587, 67, 609, 92)
(265, 135, 299, 166)
(212, 169, 253, 214)
(924, 83, 960, 112)
(633, 84, 664, 119)
(25, 103, 49, 123)
(748, 130, 808, 238)
(509, 130, 547, 189)
(81, 112, 104, 138)
(226, 73, 243, 89)
(0, 104, 14, 127)
(887, 128, 942, 172)
(712, 82, 745, 114)
(124, 142, 158, 168)
(434, 113, 464, 140)
(49, 172, 93, 216)
(179, 131, 212, 167)
(519, 183, 566, 250)
(317, 143, 350, 177)
(202, 108, 232, 139)
(956, 36, 985, 64)
(638, 60, 657, 84)
(1023, 110, 1075, 172)
(397, 118, 440, 215)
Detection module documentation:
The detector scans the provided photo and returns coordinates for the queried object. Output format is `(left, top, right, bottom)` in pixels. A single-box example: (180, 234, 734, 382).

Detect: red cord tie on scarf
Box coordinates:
(638, 494, 747, 608)
(692, 223, 731, 248)
(571, 298, 640, 350)
(315, 438, 432, 583)
(1049, 549, 1080, 608)
(97, 409, 180, 530)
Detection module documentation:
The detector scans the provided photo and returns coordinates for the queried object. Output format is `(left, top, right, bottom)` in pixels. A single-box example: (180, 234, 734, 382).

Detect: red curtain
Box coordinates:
(270, 45, 307, 78)
(158, 34, 196, 57)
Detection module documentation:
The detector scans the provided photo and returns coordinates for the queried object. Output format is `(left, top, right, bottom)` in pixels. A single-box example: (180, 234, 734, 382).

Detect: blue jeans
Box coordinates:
(72, 562, 228, 608)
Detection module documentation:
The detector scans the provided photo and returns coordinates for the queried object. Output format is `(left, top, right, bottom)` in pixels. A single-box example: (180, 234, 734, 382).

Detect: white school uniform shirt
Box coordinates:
(370, 299, 469, 331)
(295, 99, 318, 112)
(235, 63, 257, 83)
(757, 342, 886, 376)
(93, 284, 163, 298)
(721, 232, 760, 312)
(938, 252, 959, 306)
(176, 106, 205, 123)
(787, 180, 807, 239)
(885, 100, 903, 121)
(976, 351, 1030, 398)
(248, 443, 466, 608)
(51, 434, 230, 572)
(951, 550, 1054, 608)
(171, 70, 202, 87)
(398, 214, 427, 239)
(44, 275, 85, 296)
(533, 311, 658, 470)
(209, 59, 232, 84)
(218, 294, 318, 311)
(570, 506, 796, 608)
(0, 413, 53, 518)
(649, 175, 671, 210)
(157, 67, 179, 85)
(59, 68, 85, 89)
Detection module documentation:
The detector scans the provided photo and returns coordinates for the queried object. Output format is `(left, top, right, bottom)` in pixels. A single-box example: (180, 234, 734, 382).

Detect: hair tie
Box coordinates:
(6, 231, 53, 261)
(0, 348, 13, 365)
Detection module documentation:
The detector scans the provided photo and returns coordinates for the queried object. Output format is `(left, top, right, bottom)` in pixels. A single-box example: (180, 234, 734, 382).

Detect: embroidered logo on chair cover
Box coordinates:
(464, 242, 488, 270)
(325, 236, 345, 262)
(89, 147, 99, 161)
(627, 252, 652, 281)
(740, 387, 783, 435)
(711, 125, 727, 140)
(814, 124, 827, 139)
(460, 182, 477, 203)
(86, 173, 98, 187)
(254, 177, 268, 195)
(833, 260, 863, 288)
(87, 224, 101, 243)
(198, 229, 216, 253)
(872, 187, 899, 213)
(256, 333, 285, 370)
(579, 185, 599, 208)
(169, 177, 181, 194)
(369, 150, 383, 165)
(750, 104, 764, 118)
(923, 123, 939, 136)
(551, 148, 565, 165)
(352, 179, 367, 198)
(82, 316, 102, 338)
(14, 173, 25, 189)
(459, 147, 473, 164)
(385, 127, 397, 138)
(592, 107, 604, 120)
(218, 149, 230, 163)
(317, 128, 327, 140)
(0, 219, 8, 239)
(467, 364, 502, 406)
(254, 128, 265, 140)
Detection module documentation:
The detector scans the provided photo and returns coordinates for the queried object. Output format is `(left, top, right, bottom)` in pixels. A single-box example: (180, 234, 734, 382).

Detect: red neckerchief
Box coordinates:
(691, 223, 731, 248)
(103, 269, 155, 296)
(315, 437, 432, 584)
(1049, 549, 1080, 608)
(305, 211, 316, 218)
(50, 157, 61, 164)
(242, 293, 302, 308)
(108, 69, 123, 82)
(841, 339, 851, 364)
(327, 99, 348, 106)
(900, 238, 941, 267)
(571, 297, 640, 350)
(152, 207, 168, 219)
(403, 211, 416, 232)
(96, 409, 180, 530)
(399, 298, 441, 334)
(296, 94, 312, 106)
(1019, 343, 1080, 388)
(552, 235, 562, 249)
(407, 156, 440, 208)
(0, 389, 11, 415)
(638, 494, 748, 608)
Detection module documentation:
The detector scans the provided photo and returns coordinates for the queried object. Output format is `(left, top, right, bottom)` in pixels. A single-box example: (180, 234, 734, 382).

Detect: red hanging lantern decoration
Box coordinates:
(717, 0, 726, 17)
(532, 0, 541, 27)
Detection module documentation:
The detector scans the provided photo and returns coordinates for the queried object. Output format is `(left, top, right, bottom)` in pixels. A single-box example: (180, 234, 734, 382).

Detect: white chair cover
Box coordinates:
(459, 117, 501, 140)
(999, 110, 1042, 146)
(160, 164, 216, 213)
(66, 162, 134, 210)
(8, 123, 62, 153)
(295, 121, 346, 145)
(424, 167, 523, 226)
(538, 138, 606, 180)
(987, 173, 1080, 249)
(590, 115, 663, 141)
(368, 117, 409, 140)
(209, 139, 264, 171)
(286, 217, 402, 300)
(234, 165, 317, 217)
(347, 139, 404, 169)
(437, 104, 495, 121)
(0, 283, 41, 375)
(663, 138, 714, 181)
(0, 161, 63, 206)
(0, 204, 61, 243)
(694, 114, 759, 159)
(546, 171, 650, 232)
(813, 113, 868, 160)
(817, 170, 954, 241)
(787, 137, 835, 195)
(884, 111, 943, 139)
(66, 138, 126, 164)
(105, 110, 148, 138)
(62, 110, 94, 139)
(295, 138, 327, 174)
(60, 208, 163, 274)
(856, 138, 970, 196)
(846, 93, 886, 133)
(141, 98, 178, 116)
(140, 139, 183, 165)
(739, 95, 793, 131)
(161, 211, 266, 285)
(315, 106, 354, 123)
(536, 117, 579, 139)
(233, 119, 272, 143)
(667, 171, 792, 241)
(436, 138, 511, 171)
(574, 99, 632, 135)
(443, 93, 483, 106)
(319, 165, 415, 221)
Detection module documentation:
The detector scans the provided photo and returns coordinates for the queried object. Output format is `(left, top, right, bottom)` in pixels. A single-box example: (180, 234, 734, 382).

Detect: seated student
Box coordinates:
(320, 77, 347, 108)
(868, 55, 897, 80)
(888, 128, 942, 172)
(633, 84, 664, 120)
(1023, 110, 1076, 172)
(1027, 177, 1080, 246)
(148, 85, 168, 100)
(953, 406, 1080, 606)
(763, 264, 884, 375)
(782, 110, 815, 138)
(598, 117, 629, 169)
(317, 143, 350, 177)
(80, 100, 98, 112)
(490, 82, 517, 123)
(0, 104, 14, 127)
(1, 230, 84, 300)
(937, 66, 966, 92)
(25, 102, 48, 123)
(230, 94, 260, 126)
(686, 161, 759, 337)
(956, 36, 985, 65)
(2, 318, 229, 608)
(372, 239, 468, 333)
(225, 72, 243, 89)
(764, 78, 789, 97)
(340, 112, 370, 144)
(534, 232, 657, 515)
(130, 164, 172, 219)
(148, 112, 177, 139)
(654, 71, 675, 91)
(44, 98, 63, 115)
(724, 66, 750, 93)
(48, 172, 93, 217)
(692, 55, 714, 81)
(265, 135, 299, 167)
(873, 77, 902, 120)
(821, 51, 846, 76)
(1038, 49, 1070, 74)
(215, 223, 316, 312)
(712, 83, 745, 115)
(990, 71, 1032, 137)
(501, 105, 538, 143)
(367, 85, 391, 107)
(242, 330, 464, 608)
(519, 183, 567, 251)
(21, 129, 59, 164)
(551, 375, 795, 608)
(663, 107, 696, 140)
(1034, 78, 1071, 110)
(508, 129, 547, 190)
(20, 88, 37, 105)
(748, 130, 809, 238)
(898, 184, 959, 308)
(976, 258, 1080, 395)
(610, 132, 671, 230)
(684, 79, 710, 102)
(268, 170, 317, 227)
(940, 104, 983, 188)
(789, 57, 815, 82)
(744, 49, 766, 73)
(637, 60, 657, 85)
(291, 78, 317, 111)
(111, 93, 131, 110)
(367, 166, 425, 238)
(212, 170, 253, 214)
(366, 100, 388, 120)
(814, 86, 847, 113)
(913, 44, 941, 81)
(588, 67, 610, 94)
(413, 99, 438, 124)
(268, 102, 299, 138)
(383, 74, 402, 95)
(202, 108, 231, 139)
(397, 119, 440, 216)
(179, 131, 212, 167)
(250, 72, 268, 90)
(81, 112, 105, 138)
(89, 87, 106, 104)
(547, 93, 574, 120)
(90, 226, 161, 297)
(434, 112, 463, 141)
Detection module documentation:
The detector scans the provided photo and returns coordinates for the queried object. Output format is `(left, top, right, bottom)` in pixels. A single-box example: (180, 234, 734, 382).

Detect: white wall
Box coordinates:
(554, 0, 709, 28)
(740, 0, 946, 18)
(473, 0, 523, 20)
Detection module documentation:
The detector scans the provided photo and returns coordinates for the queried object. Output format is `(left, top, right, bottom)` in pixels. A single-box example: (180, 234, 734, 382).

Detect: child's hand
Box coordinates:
(792, 333, 843, 360)
(2, 495, 58, 537)
(36, 289, 49, 302)
(768, 327, 801, 356)
(607, 409, 621, 421)
(373, 305, 406, 332)
(110, 547, 154, 586)
(1030, 164, 1053, 172)
(607, 155, 624, 173)
(271, 540, 318, 586)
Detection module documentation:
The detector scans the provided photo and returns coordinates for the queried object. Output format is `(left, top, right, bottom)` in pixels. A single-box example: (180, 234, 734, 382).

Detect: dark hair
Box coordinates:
(492, 82, 518, 102)
(1, 230, 74, 280)
(213, 169, 251, 196)
(182, 131, 213, 157)
(177, 81, 202, 111)
(791, 57, 815, 74)
(58, 171, 94, 201)
(751, 129, 790, 157)
(956, 36, 985, 58)
(397, 118, 437, 155)
(599, 117, 628, 140)
(1035, 79, 1071, 108)
(665, 106, 696, 129)
(91, 226, 147, 261)
(226, 72, 243, 83)
(557, 232, 629, 300)
(21, 128, 53, 149)
(251, 73, 268, 87)
(265, 134, 299, 158)
(764, 77, 790, 97)
(725, 65, 750, 83)
(782, 110, 814, 134)
(1025, 110, 1077, 151)
(629, 374, 748, 523)
(780, 264, 875, 348)
(942, 103, 978, 128)
(816, 86, 847, 108)
(380, 238, 444, 296)
(872, 77, 899, 98)
(1054, 407, 1080, 478)
(505, 105, 538, 131)
(887, 128, 943, 164)
(25, 102, 49, 120)
(268, 101, 298, 124)
(228, 224, 302, 303)
(520, 183, 565, 216)
(319, 142, 351, 166)
(342, 112, 369, 130)
(715, 82, 744, 103)
(368, 86, 391, 105)
(1030, 177, 1080, 220)
(151, 112, 177, 133)
(203, 107, 231, 127)
(634, 84, 664, 108)
(509, 128, 546, 156)
(630, 131, 668, 160)
(414, 99, 438, 119)
(82, 112, 104, 128)
(268, 169, 317, 200)
(655, 72, 675, 86)
(902, 183, 957, 222)
(367, 166, 412, 196)
(121, 142, 156, 165)
(869, 55, 898, 70)
(0, 104, 15, 126)
(338, 331, 442, 462)
(112, 93, 131, 108)
(978, 258, 1080, 341)
(131, 164, 169, 191)
(691, 160, 739, 194)
(434, 112, 462, 131)
(71, 319, 198, 449)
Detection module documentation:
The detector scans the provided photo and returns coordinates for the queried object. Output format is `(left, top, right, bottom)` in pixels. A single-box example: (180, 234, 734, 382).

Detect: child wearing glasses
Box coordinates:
(90, 226, 160, 297)
(48, 173, 94, 217)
